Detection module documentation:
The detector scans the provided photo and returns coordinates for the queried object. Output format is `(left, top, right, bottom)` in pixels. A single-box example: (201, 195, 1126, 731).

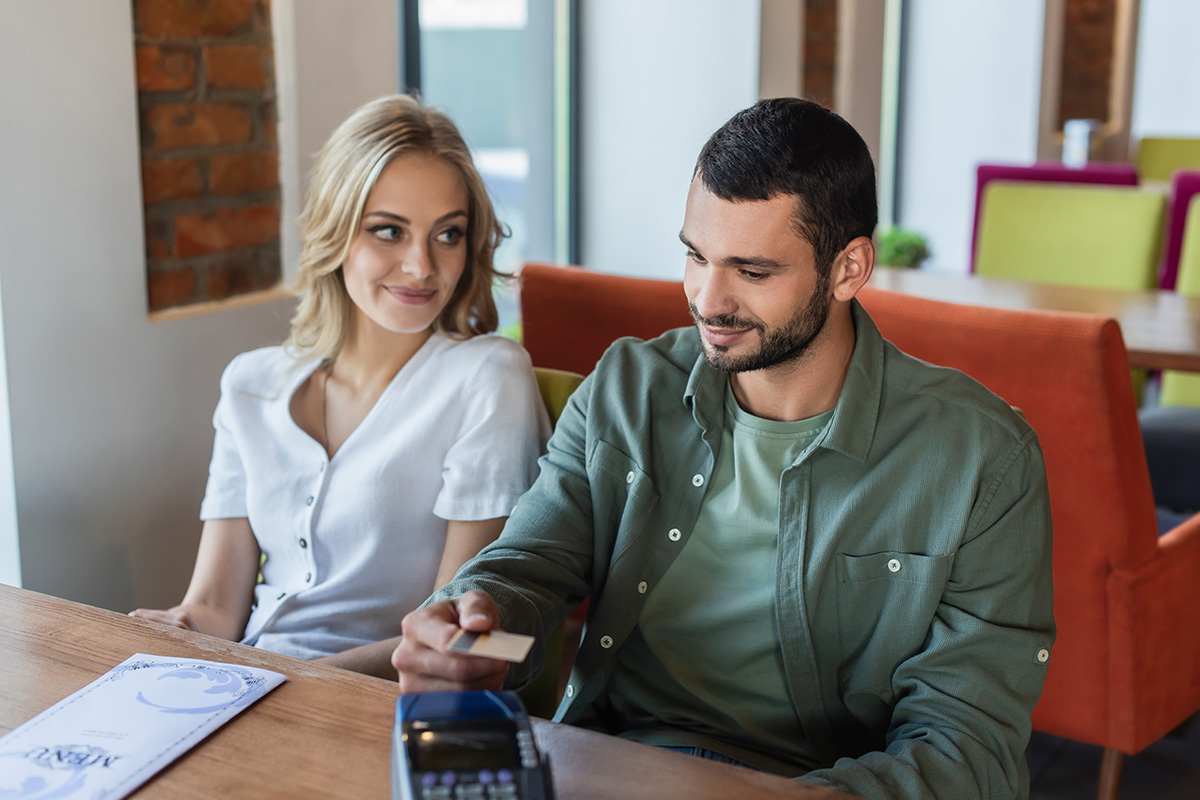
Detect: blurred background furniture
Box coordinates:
(1158, 170, 1200, 290)
(858, 286, 1200, 800)
(974, 182, 1165, 290)
(1135, 137, 1200, 183)
(970, 162, 1139, 273)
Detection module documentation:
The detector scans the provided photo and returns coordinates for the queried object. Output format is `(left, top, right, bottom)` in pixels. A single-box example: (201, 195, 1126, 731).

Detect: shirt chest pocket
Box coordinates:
(834, 551, 955, 689)
(587, 439, 659, 562)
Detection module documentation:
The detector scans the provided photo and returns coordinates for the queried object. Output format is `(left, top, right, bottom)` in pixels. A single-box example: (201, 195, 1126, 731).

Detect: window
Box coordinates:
(401, 0, 577, 336)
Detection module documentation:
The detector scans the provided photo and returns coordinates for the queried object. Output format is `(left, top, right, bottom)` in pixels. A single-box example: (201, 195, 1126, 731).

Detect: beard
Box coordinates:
(689, 271, 832, 373)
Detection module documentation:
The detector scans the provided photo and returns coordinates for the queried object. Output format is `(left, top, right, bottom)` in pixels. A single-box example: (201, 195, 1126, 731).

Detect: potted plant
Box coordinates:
(877, 226, 930, 268)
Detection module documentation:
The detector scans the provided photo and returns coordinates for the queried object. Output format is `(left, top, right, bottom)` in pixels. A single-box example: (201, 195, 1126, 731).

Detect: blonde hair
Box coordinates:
(286, 94, 507, 362)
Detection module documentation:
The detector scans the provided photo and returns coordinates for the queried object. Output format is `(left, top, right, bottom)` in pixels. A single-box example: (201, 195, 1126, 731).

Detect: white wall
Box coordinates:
(578, 0, 761, 279)
(1132, 0, 1200, 140)
(894, 1, 1045, 273)
(0, 1, 297, 610)
(276, 0, 401, 282)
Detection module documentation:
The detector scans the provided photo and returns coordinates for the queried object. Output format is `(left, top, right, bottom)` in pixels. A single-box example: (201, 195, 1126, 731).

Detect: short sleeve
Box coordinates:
(433, 339, 551, 521)
(198, 353, 250, 520)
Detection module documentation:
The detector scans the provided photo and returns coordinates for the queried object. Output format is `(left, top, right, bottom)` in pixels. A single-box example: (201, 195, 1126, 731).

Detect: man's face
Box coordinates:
(681, 178, 833, 373)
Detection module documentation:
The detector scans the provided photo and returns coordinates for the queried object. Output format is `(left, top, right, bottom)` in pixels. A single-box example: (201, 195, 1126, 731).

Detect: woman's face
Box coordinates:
(342, 152, 470, 339)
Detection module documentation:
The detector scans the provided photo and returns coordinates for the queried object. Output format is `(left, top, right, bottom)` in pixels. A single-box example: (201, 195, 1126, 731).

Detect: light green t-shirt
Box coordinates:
(608, 382, 833, 774)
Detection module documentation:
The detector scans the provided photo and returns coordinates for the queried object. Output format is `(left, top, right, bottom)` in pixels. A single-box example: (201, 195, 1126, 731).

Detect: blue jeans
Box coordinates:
(660, 745, 755, 770)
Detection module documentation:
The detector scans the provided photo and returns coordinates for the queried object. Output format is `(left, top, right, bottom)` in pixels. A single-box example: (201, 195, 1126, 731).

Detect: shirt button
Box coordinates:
(887, 558, 902, 573)
(565, 684, 575, 698)
(692, 474, 704, 487)
(625, 471, 635, 484)
(637, 581, 648, 594)
(1037, 648, 1050, 663)
(306, 495, 314, 506)
(299, 538, 308, 549)
(668, 528, 681, 541)
(599, 635, 614, 649)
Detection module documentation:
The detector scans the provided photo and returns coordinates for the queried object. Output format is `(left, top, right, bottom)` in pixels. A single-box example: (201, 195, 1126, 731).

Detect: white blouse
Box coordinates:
(199, 333, 550, 659)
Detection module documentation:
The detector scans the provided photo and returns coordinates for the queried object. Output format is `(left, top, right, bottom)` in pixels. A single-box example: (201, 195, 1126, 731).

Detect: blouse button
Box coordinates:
(887, 558, 902, 573)
(599, 635, 614, 649)
(306, 495, 314, 506)
(637, 581, 648, 594)
(276, 592, 286, 600)
(691, 474, 704, 487)
(299, 538, 308, 549)
(625, 471, 635, 484)
(668, 528, 681, 542)
(305, 572, 312, 583)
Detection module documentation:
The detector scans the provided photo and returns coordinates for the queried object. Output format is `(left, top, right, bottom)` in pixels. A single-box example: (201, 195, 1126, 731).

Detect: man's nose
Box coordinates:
(691, 268, 737, 322)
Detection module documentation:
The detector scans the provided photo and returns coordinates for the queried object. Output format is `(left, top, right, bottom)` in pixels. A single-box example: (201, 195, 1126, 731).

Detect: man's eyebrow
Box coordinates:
(678, 231, 784, 269)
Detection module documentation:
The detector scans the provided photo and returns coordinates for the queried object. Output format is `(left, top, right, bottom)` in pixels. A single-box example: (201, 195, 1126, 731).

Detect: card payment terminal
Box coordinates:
(392, 690, 554, 800)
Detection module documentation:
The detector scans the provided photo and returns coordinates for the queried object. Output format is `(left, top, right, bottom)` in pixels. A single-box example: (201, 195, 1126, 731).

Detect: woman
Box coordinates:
(132, 95, 550, 678)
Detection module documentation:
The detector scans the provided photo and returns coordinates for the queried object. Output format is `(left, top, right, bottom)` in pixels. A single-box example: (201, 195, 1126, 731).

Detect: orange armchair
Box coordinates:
(519, 262, 691, 375)
(857, 286, 1200, 800)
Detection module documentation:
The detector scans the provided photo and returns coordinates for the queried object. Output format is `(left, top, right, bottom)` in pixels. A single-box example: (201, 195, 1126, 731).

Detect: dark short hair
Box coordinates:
(694, 98, 878, 275)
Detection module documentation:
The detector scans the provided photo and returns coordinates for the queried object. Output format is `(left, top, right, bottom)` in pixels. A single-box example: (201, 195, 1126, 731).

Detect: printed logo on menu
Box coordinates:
(25, 744, 122, 771)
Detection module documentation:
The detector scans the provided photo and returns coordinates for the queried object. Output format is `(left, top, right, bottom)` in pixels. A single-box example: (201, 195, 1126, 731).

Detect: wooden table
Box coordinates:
(869, 267, 1200, 373)
(0, 584, 857, 799)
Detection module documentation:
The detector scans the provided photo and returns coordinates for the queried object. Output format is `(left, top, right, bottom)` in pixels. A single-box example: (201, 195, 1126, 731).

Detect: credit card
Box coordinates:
(445, 629, 535, 663)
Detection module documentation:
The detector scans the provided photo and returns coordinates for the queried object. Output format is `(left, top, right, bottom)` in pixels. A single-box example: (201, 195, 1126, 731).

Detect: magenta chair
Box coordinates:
(1159, 170, 1200, 290)
(970, 161, 1139, 272)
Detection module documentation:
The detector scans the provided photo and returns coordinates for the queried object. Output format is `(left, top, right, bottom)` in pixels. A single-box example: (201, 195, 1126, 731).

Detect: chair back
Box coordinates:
(857, 286, 1161, 746)
(1136, 137, 1200, 183)
(969, 162, 1138, 273)
(975, 182, 1165, 291)
(519, 262, 692, 374)
(534, 367, 585, 426)
(1159, 195, 1200, 407)
(1158, 170, 1200, 289)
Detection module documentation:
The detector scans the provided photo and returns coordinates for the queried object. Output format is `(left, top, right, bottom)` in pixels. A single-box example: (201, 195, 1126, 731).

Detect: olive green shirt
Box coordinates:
(433, 300, 1055, 800)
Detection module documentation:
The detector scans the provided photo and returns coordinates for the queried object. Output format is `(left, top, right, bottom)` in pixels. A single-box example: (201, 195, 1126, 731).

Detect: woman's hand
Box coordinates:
(129, 606, 199, 631)
(128, 518, 260, 641)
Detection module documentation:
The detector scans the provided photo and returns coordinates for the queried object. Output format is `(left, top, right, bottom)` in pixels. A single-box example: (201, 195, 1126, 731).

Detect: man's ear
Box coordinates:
(830, 236, 875, 303)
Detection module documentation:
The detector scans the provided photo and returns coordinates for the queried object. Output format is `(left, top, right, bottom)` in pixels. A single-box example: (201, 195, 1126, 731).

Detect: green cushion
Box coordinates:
(975, 182, 1165, 291)
(1161, 197, 1200, 408)
(1136, 137, 1200, 183)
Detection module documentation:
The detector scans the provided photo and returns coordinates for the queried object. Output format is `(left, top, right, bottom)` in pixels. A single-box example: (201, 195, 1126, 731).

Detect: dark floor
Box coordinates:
(1028, 715, 1200, 799)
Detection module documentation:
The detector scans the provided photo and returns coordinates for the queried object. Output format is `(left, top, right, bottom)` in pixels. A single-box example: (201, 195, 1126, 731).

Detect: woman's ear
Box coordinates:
(830, 236, 875, 303)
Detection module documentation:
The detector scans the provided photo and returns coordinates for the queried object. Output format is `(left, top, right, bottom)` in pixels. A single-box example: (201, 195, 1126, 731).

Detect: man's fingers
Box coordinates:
(455, 590, 500, 631)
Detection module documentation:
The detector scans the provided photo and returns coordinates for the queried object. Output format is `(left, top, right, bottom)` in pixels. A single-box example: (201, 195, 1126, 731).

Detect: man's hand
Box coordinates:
(392, 591, 510, 693)
(129, 607, 199, 631)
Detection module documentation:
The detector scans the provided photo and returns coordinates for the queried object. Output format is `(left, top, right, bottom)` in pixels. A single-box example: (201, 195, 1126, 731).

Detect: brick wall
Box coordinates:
(133, 0, 282, 312)
(803, 0, 837, 108)
(1058, 0, 1116, 128)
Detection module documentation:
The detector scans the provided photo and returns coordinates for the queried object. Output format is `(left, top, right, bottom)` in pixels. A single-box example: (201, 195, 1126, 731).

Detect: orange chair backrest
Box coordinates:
(858, 286, 1160, 741)
(519, 262, 693, 375)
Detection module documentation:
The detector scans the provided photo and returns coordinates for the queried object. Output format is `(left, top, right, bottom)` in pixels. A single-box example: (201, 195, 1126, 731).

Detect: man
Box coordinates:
(392, 98, 1054, 800)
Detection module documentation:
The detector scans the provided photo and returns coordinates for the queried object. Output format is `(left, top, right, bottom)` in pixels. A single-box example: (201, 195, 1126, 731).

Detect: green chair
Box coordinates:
(974, 181, 1166, 291)
(1160, 196, 1200, 407)
(1135, 137, 1200, 183)
(515, 366, 585, 718)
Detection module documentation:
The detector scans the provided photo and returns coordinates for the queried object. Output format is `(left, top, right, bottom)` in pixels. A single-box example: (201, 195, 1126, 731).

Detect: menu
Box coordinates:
(0, 653, 286, 799)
